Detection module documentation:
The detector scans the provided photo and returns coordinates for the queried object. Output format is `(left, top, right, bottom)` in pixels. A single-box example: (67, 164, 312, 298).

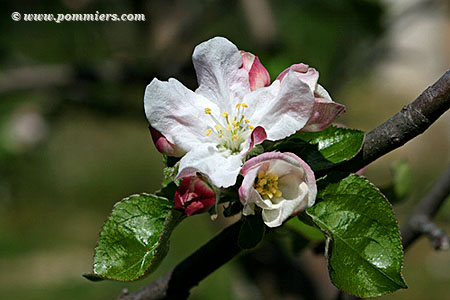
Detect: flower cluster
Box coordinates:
(145, 37, 344, 227)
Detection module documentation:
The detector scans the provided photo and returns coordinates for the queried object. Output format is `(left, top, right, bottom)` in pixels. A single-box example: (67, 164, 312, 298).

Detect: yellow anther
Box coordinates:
(233, 135, 239, 141)
(242, 103, 248, 108)
(227, 124, 232, 131)
(214, 125, 222, 131)
(244, 119, 250, 124)
(222, 112, 229, 118)
(254, 171, 282, 200)
(248, 125, 254, 131)
(205, 108, 212, 114)
(232, 120, 238, 126)
(236, 103, 241, 109)
(234, 126, 240, 131)
(218, 132, 223, 138)
(206, 129, 212, 136)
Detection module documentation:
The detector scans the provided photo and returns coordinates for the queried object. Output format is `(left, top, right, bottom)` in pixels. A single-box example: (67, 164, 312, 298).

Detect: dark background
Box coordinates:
(0, 0, 449, 299)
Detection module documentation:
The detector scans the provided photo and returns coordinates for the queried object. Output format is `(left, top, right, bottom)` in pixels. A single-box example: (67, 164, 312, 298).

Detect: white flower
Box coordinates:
(239, 152, 317, 228)
(144, 37, 316, 188)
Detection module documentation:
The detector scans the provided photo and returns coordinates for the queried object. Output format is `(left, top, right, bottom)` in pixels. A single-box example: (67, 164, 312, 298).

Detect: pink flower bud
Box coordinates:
(240, 51, 271, 91)
(174, 176, 216, 216)
(149, 126, 185, 157)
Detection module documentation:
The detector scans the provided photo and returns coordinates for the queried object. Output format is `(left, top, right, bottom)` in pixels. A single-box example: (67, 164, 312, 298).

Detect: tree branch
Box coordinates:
(120, 221, 242, 300)
(319, 69, 450, 176)
(123, 70, 450, 300)
(401, 164, 450, 250)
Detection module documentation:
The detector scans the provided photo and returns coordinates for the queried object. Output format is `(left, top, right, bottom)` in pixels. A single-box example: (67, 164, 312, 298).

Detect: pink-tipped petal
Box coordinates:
(276, 63, 309, 82)
(248, 57, 271, 91)
(301, 98, 346, 132)
(245, 70, 315, 141)
(245, 126, 267, 156)
(149, 126, 185, 157)
(241, 51, 270, 91)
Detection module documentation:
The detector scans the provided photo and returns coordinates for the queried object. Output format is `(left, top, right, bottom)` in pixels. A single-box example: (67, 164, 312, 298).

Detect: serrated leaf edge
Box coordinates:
(308, 173, 407, 297)
(85, 193, 178, 282)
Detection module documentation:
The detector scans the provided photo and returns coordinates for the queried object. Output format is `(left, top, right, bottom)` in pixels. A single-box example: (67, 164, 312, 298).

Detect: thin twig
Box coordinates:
(401, 164, 450, 250)
(123, 70, 450, 300)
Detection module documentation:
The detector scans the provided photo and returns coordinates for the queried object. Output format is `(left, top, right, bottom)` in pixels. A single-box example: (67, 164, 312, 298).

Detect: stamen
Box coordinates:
(227, 124, 232, 131)
(254, 171, 283, 200)
(241, 103, 248, 108)
(222, 112, 229, 118)
(214, 125, 222, 131)
(248, 125, 254, 131)
(236, 103, 241, 109)
(206, 129, 212, 136)
(245, 119, 250, 124)
(205, 108, 212, 114)
(233, 135, 238, 141)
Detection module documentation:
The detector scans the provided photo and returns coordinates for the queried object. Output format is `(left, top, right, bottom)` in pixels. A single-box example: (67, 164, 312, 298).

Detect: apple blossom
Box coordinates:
(145, 37, 318, 188)
(277, 63, 345, 132)
(239, 152, 317, 228)
(174, 176, 216, 216)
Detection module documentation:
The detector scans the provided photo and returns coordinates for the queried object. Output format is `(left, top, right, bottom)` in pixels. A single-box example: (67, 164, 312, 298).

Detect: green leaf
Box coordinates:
(306, 173, 407, 297)
(273, 126, 365, 171)
(84, 194, 184, 281)
(286, 217, 325, 242)
(238, 214, 266, 250)
(155, 181, 178, 200)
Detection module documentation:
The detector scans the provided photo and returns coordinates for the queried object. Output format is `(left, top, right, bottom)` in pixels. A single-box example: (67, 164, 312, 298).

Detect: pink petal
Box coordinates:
(301, 97, 346, 132)
(149, 126, 185, 157)
(244, 126, 267, 156)
(245, 70, 315, 141)
(276, 63, 309, 81)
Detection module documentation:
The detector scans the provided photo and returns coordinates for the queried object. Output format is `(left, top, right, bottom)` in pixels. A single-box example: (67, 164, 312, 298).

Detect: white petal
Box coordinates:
(144, 78, 218, 151)
(315, 84, 332, 101)
(245, 70, 315, 141)
(177, 143, 243, 188)
(193, 37, 250, 113)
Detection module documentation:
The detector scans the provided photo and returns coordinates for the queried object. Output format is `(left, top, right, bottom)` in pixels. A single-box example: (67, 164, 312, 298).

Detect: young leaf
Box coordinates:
(273, 126, 364, 171)
(238, 214, 266, 250)
(306, 173, 407, 297)
(84, 194, 184, 281)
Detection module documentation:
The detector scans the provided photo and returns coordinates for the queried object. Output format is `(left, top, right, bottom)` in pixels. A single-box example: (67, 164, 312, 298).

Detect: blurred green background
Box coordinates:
(0, 0, 449, 299)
